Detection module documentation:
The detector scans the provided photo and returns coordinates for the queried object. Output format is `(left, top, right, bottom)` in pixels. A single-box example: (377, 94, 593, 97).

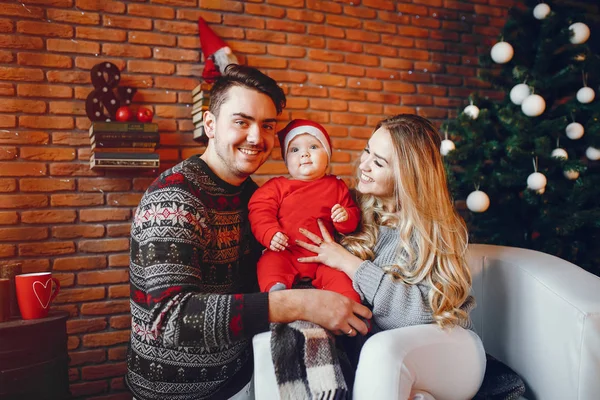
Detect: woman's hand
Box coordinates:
(296, 219, 363, 279)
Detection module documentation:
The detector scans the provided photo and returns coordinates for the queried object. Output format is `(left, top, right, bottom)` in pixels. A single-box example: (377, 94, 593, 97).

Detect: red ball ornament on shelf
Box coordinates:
(115, 106, 133, 122)
(137, 107, 154, 123)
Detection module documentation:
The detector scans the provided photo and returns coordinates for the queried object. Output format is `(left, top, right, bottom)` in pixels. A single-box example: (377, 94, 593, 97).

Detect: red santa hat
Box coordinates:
(278, 119, 332, 161)
(198, 17, 230, 82)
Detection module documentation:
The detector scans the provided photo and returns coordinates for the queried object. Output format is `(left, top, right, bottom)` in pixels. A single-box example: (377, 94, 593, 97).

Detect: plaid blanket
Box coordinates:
(270, 320, 349, 400)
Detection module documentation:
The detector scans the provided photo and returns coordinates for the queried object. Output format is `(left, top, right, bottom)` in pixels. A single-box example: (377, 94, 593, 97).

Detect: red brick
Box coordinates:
(0, 244, 15, 258)
(76, 26, 126, 42)
(49, 101, 86, 115)
(245, 4, 285, 18)
(0, 147, 16, 161)
(288, 33, 325, 49)
(49, 163, 101, 176)
(0, 163, 46, 177)
(267, 44, 305, 58)
(108, 285, 130, 299)
(52, 225, 105, 239)
(79, 238, 129, 253)
(327, 39, 362, 53)
(348, 77, 382, 91)
(346, 53, 380, 67)
(0, 19, 13, 33)
(17, 21, 72, 38)
(288, 60, 327, 73)
(129, 31, 176, 46)
(0, 66, 44, 81)
(266, 70, 307, 84)
(21, 210, 76, 224)
(0, 211, 17, 224)
(0, 50, 12, 63)
(366, 92, 402, 104)
(266, 19, 306, 33)
(244, 29, 285, 45)
(127, 3, 175, 19)
(0, 227, 47, 241)
(380, 34, 414, 48)
(81, 300, 130, 315)
(108, 254, 130, 268)
(306, 0, 342, 13)
(308, 49, 343, 63)
(68, 349, 107, 366)
(107, 223, 132, 238)
(0, 178, 16, 192)
(20, 147, 76, 161)
(331, 113, 368, 125)
(287, 9, 324, 23)
(79, 270, 129, 285)
(19, 241, 75, 256)
(17, 84, 72, 98)
(53, 256, 107, 271)
(153, 47, 198, 62)
(308, 74, 345, 88)
(0, 82, 14, 96)
(289, 111, 329, 124)
(348, 102, 383, 114)
(102, 15, 151, 30)
(56, 287, 105, 304)
(0, 34, 43, 50)
(76, 0, 126, 13)
(20, 115, 74, 129)
(102, 43, 151, 58)
(47, 9, 100, 24)
(46, 38, 100, 55)
(81, 361, 127, 380)
(67, 317, 108, 334)
(51, 193, 103, 207)
(108, 345, 128, 360)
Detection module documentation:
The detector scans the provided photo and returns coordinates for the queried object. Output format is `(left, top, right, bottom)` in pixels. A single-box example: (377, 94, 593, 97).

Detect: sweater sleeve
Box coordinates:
(129, 178, 269, 350)
(353, 260, 434, 330)
(333, 179, 361, 234)
(248, 179, 285, 247)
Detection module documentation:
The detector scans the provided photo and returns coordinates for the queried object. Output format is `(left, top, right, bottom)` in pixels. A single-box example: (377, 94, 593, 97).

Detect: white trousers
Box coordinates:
(353, 324, 486, 400)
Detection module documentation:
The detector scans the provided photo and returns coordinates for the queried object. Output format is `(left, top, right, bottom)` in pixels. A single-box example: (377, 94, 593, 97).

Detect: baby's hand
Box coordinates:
(270, 232, 289, 252)
(331, 204, 348, 223)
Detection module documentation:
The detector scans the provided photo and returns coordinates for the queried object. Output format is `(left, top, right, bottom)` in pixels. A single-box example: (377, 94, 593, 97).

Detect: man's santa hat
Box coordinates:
(198, 17, 238, 82)
(278, 119, 332, 161)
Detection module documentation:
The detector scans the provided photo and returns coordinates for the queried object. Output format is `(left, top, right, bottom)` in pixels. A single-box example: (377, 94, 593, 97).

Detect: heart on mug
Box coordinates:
(33, 279, 54, 309)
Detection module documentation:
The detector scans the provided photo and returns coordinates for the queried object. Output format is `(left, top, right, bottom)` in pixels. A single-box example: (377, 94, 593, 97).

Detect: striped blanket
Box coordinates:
(270, 320, 349, 400)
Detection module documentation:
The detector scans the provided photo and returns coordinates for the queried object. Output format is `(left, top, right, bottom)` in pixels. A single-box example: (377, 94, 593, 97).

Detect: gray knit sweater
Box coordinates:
(352, 226, 475, 332)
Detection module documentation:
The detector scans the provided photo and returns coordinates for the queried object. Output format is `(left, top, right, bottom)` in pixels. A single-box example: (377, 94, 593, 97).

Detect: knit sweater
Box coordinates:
(353, 226, 475, 332)
(125, 155, 269, 400)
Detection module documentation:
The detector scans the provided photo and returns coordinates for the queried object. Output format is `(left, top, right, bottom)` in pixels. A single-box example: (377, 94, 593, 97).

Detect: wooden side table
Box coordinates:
(0, 311, 70, 399)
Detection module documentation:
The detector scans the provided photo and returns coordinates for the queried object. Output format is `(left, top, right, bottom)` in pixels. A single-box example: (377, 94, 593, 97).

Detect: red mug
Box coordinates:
(15, 272, 61, 320)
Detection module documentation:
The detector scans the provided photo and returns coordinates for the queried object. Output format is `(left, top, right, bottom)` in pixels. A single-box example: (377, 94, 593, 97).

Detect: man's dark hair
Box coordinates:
(208, 64, 286, 117)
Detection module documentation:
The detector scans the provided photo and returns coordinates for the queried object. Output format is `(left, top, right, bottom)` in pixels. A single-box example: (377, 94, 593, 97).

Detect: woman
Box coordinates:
(297, 114, 486, 400)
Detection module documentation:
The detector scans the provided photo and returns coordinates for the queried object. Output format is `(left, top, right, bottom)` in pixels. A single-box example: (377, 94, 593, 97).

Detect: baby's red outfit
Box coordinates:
(248, 175, 361, 302)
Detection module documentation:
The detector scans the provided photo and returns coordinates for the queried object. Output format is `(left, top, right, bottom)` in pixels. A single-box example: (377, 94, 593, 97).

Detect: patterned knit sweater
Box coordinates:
(126, 156, 269, 400)
(353, 226, 475, 332)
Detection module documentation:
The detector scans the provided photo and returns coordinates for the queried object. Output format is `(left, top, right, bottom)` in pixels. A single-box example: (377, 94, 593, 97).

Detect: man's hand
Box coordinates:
(270, 232, 289, 252)
(331, 204, 348, 223)
(269, 289, 372, 337)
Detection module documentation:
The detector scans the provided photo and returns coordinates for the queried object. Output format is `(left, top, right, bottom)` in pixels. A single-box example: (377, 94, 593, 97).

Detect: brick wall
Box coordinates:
(0, 0, 513, 398)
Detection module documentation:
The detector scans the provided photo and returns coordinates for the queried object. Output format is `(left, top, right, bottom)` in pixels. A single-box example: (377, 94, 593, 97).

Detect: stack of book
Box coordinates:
(89, 122, 160, 169)
(191, 83, 212, 141)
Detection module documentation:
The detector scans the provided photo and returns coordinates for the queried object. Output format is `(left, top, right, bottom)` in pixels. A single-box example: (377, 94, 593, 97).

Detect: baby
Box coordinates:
(248, 119, 361, 302)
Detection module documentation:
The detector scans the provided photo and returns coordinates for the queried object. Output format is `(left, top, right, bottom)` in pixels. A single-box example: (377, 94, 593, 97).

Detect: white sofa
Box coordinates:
(253, 244, 600, 399)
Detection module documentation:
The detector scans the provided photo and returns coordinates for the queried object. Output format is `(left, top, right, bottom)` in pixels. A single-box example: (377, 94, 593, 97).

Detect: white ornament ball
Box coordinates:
(586, 146, 600, 161)
(564, 170, 580, 180)
(490, 41, 514, 64)
(569, 22, 590, 44)
(521, 94, 546, 117)
(533, 3, 551, 20)
(576, 87, 595, 104)
(440, 139, 456, 156)
(510, 83, 531, 105)
(565, 122, 584, 140)
(527, 172, 547, 191)
(464, 104, 480, 119)
(551, 148, 568, 159)
(466, 190, 490, 213)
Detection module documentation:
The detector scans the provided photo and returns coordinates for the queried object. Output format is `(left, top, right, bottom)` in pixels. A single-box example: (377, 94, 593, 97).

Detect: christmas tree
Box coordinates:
(444, 0, 600, 276)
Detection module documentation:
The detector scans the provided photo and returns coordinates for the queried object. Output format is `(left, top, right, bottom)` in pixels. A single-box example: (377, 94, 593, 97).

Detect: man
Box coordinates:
(126, 65, 371, 400)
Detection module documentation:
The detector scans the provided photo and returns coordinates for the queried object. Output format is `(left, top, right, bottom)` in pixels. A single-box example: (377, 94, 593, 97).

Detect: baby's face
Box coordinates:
(286, 134, 329, 181)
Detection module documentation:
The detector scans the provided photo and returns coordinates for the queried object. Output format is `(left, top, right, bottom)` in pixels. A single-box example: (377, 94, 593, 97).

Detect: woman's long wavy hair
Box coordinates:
(341, 114, 471, 329)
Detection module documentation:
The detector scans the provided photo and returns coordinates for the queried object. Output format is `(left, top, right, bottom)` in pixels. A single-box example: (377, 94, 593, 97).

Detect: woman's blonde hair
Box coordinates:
(341, 114, 471, 329)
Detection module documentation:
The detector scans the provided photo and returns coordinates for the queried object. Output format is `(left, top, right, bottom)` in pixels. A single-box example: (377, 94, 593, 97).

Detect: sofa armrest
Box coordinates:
(252, 331, 280, 400)
(468, 244, 600, 400)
